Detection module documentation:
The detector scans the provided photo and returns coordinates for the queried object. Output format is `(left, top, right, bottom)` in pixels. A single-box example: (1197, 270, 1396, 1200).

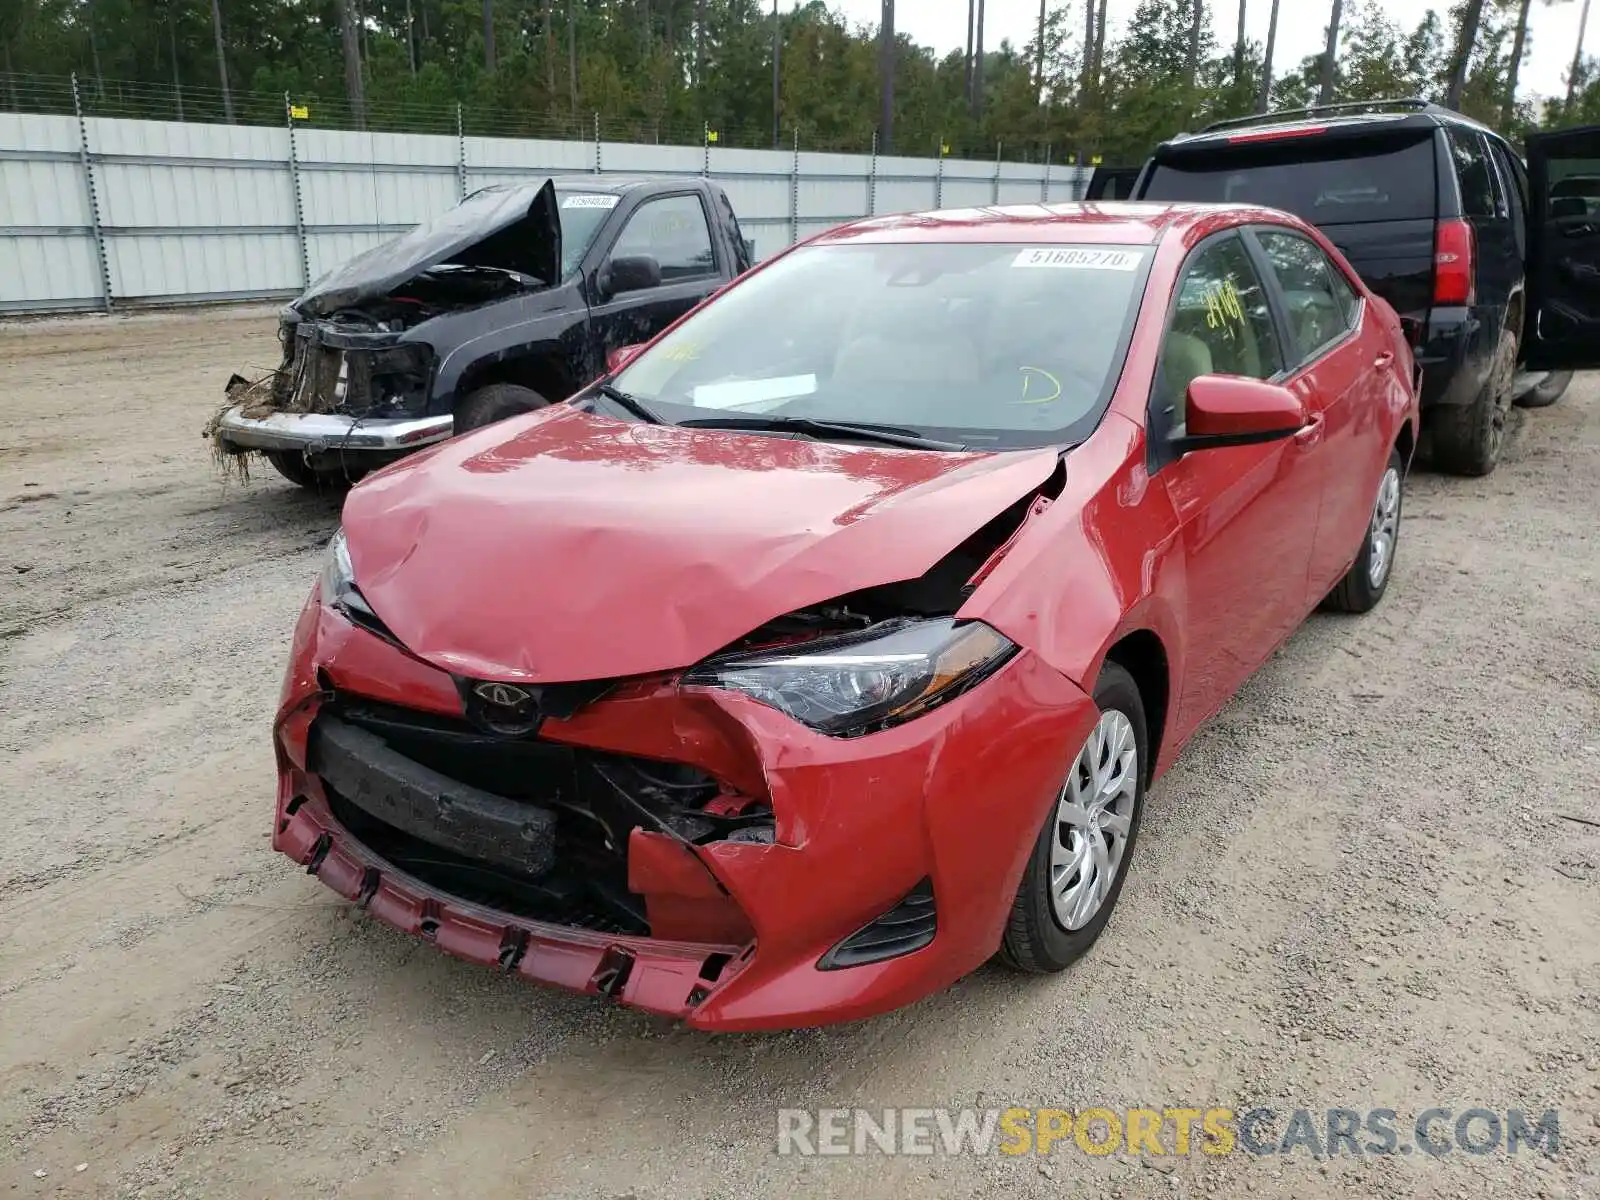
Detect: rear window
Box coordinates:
(1143, 136, 1438, 225)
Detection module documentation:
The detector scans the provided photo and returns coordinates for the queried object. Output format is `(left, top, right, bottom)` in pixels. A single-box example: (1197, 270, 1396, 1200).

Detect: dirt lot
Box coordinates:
(1, 309, 1597, 1199)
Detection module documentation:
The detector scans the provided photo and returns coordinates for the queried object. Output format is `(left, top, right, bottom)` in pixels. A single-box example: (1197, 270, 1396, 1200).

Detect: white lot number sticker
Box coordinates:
(561, 193, 619, 209)
(1012, 247, 1141, 270)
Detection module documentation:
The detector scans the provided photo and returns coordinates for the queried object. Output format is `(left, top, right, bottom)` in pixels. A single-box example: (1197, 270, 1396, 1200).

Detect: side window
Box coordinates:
(1446, 126, 1495, 219)
(610, 195, 717, 284)
(1154, 234, 1283, 422)
(1254, 229, 1359, 363)
(1493, 144, 1529, 258)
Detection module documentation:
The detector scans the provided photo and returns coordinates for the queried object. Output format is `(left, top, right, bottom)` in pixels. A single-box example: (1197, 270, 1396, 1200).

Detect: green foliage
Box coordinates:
(0, 0, 1586, 159)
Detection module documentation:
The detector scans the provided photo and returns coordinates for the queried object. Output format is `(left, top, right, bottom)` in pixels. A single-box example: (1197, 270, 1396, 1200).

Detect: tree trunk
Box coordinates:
(696, 0, 706, 85)
(971, 0, 985, 121)
(1568, 0, 1592, 111)
(339, 0, 364, 126)
(167, 15, 183, 119)
(1034, 0, 1046, 92)
(880, 0, 895, 152)
(772, 0, 781, 148)
(1317, 0, 1341, 107)
(1444, 0, 1486, 110)
(966, 0, 976, 104)
(1501, 0, 1532, 128)
(1081, 0, 1094, 95)
(543, 0, 554, 99)
(1093, 0, 1106, 84)
(209, 0, 233, 121)
(406, 0, 417, 75)
(567, 0, 577, 118)
(1234, 0, 1247, 89)
(483, 0, 496, 72)
(1258, 0, 1278, 111)
(86, 0, 106, 102)
(1188, 0, 1203, 82)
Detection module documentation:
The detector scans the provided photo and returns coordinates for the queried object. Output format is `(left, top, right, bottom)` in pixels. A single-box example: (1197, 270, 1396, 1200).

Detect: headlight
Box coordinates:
(683, 618, 1017, 737)
(319, 529, 377, 620)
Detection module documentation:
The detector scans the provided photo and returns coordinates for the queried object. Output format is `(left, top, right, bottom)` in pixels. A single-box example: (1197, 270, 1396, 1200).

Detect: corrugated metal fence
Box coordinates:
(0, 110, 1089, 315)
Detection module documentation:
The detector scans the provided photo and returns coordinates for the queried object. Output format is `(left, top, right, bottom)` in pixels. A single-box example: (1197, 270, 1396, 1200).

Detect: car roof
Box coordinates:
(815, 201, 1286, 246)
(548, 175, 711, 193)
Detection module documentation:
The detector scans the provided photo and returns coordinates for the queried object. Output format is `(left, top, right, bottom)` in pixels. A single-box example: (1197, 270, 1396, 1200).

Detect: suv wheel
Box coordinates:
(1432, 328, 1514, 477)
(1514, 370, 1572, 410)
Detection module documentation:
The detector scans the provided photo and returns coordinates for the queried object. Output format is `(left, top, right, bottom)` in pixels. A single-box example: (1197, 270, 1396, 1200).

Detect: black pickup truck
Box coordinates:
(1097, 101, 1600, 475)
(211, 175, 754, 488)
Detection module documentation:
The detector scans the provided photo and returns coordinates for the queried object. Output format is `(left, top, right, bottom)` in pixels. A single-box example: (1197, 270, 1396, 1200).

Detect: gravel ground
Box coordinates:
(1, 309, 1597, 1200)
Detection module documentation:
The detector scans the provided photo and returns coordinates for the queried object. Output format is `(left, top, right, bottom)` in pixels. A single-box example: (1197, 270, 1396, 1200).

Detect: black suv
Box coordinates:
(1105, 100, 1600, 475)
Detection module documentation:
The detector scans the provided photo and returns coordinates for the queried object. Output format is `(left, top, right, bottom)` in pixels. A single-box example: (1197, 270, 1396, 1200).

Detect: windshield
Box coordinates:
(556, 190, 619, 279)
(609, 241, 1152, 449)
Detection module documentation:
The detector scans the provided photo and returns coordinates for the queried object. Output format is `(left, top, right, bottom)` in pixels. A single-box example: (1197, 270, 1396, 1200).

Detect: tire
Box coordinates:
(454, 383, 549, 434)
(1323, 448, 1404, 614)
(999, 662, 1148, 974)
(263, 449, 364, 492)
(1514, 369, 1572, 410)
(1431, 329, 1514, 477)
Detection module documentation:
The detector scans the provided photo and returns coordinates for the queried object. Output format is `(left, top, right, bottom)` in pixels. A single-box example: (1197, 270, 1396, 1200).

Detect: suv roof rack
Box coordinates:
(1196, 98, 1445, 136)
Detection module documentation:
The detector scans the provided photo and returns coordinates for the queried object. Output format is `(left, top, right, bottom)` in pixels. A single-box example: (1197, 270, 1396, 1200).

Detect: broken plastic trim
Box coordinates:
(817, 878, 937, 970)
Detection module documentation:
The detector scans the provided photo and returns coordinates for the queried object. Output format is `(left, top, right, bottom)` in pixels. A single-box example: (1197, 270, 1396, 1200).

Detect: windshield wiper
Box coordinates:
(594, 382, 665, 425)
(677, 414, 967, 452)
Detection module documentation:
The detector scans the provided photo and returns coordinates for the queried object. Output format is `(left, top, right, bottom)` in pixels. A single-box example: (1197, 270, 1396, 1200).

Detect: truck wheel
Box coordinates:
(454, 383, 549, 434)
(1431, 329, 1514, 477)
(1514, 370, 1572, 409)
(264, 450, 364, 491)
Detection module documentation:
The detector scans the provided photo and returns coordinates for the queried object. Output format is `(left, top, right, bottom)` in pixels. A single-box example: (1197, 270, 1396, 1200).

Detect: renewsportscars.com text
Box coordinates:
(775, 1106, 1561, 1159)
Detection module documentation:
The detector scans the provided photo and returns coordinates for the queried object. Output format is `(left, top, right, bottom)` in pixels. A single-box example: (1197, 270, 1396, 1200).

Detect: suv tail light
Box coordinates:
(1434, 218, 1476, 306)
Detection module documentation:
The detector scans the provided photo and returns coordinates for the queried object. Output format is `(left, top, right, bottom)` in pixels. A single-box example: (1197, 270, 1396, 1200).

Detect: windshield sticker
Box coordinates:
(1011, 247, 1142, 271)
(1204, 277, 1246, 339)
(692, 375, 818, 409)
(561, 194, 620, 209)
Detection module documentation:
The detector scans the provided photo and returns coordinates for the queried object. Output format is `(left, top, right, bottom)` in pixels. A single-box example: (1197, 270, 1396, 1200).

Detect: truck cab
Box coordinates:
(210, 176, 755, 490)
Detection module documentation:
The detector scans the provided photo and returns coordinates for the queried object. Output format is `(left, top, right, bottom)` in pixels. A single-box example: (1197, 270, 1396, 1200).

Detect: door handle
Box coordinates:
(1293, 413, 1326, 446)
(1374, 351, 1394, 368)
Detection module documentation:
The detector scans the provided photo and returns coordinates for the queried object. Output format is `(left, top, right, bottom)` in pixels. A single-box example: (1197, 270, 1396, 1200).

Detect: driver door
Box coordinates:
(1522, 125, 1600, 369)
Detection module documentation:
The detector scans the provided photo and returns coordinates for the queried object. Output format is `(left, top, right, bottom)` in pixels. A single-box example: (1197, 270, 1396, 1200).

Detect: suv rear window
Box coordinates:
(1143, 135, 1438, 225)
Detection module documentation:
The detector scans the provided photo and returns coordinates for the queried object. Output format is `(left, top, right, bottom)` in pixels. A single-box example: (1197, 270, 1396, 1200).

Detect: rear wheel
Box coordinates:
(1514, 369, 1572, 410)
(999, 662, 1147, 974)
(1323, 448, 1403, 614)
(454, 383, 550, 434)
(263, 449, 365, 492)
(1431, 329, 1514, 476)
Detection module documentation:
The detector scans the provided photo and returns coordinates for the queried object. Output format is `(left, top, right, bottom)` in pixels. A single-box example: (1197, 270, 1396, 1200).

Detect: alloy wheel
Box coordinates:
(1050, 710, 1139, 931)
(1367, 465, 1402, 589)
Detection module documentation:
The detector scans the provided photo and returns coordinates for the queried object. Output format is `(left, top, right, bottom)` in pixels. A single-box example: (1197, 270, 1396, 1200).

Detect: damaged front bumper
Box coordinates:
(213, 407, 455, 455)
(271, 594, 1098, 1030)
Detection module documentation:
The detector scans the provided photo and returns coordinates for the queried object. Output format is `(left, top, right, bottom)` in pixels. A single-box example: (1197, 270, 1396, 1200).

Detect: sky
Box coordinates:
(829, 0, 1592, 102)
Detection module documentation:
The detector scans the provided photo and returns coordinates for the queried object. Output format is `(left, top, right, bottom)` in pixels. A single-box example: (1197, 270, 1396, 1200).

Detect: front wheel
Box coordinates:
(454, 383, 549, 434)
(999, 662, 1148, 974)
(1323, 448, 1403, 614)
(263, 449, 365, 492)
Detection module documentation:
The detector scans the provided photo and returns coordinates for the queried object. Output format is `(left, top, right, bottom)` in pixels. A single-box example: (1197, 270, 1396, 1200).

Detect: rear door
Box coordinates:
(1249, 226, 1387, 600)
(1140, 126, 1440, 324)
(1523, 125, 1600, 369)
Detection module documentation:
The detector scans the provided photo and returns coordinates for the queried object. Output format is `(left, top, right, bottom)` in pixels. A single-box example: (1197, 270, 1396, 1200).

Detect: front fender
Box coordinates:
(957, 413, 1185, 710)
(424, 289, 588, 408)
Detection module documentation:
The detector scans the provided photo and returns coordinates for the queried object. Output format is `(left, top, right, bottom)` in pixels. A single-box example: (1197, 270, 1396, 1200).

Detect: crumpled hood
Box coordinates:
(294, 180, 560, 317)
(341, 406, 1060, 682)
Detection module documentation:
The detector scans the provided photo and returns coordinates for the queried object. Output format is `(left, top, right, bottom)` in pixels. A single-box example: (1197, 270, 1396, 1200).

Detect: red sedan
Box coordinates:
(272, 202, 1418, 1030)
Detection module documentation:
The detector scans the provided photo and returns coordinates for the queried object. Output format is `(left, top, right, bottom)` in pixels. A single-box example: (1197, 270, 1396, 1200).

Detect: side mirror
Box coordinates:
(599, 254, 662, 297)
(1175, 374, 1307, 454)
(607, 343, 646, 373)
